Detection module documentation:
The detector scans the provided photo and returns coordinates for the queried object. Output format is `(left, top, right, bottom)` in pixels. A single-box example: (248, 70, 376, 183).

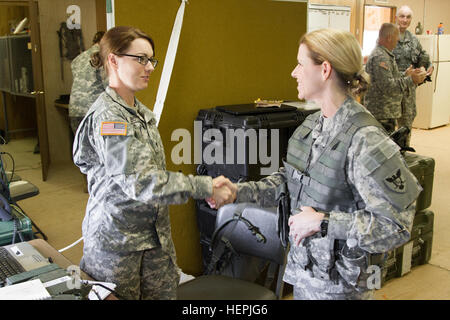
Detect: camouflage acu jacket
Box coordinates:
(364, 45, 414, 120)
(393, 30, 431, 72)
(69, 44, 107, 118)
(73, 86, 212, 261)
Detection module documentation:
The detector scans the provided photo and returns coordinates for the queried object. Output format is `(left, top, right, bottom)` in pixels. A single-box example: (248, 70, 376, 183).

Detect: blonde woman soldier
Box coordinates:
(211, 29, 422, 300)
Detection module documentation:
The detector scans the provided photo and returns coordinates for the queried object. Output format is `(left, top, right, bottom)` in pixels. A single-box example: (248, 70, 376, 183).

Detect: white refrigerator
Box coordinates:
(413, 35, 450, 129)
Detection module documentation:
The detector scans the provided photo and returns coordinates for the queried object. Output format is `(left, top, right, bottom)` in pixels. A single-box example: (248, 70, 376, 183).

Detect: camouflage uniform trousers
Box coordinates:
(397, 91, 416, 146)
(80, 243, 180, 300)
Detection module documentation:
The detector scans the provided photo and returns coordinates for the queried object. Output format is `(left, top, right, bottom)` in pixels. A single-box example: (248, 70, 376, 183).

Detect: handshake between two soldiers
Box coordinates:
(206, 176, 237, 210)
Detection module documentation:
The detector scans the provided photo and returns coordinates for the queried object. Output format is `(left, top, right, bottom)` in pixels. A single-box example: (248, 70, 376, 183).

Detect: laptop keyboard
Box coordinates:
(0, 247, 26, 287)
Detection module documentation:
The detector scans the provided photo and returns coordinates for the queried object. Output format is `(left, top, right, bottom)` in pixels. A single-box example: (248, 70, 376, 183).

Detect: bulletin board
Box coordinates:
(308, 3, 351, 32)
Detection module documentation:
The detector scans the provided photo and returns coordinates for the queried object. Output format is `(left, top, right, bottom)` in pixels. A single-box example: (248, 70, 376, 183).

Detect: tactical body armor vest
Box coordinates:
(285, 111, 383, 214)
(282, 110, 386, 287)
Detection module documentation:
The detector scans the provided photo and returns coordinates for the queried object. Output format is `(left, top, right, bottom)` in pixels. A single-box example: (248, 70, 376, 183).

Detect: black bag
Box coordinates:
(57, 22, 84, 61)
(275, 182, 290, 248)
(206, 204, 283, 286)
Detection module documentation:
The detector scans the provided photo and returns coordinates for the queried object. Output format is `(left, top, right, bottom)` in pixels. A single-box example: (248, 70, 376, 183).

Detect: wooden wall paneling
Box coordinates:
(37, 0, 98, 164)
(95, 0, 106, 32)
(0, 5, 27, 36)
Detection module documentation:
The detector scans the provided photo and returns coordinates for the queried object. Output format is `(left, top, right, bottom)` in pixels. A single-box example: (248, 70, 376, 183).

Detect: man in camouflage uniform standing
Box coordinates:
(393, 5, 433, 145)
(365, 23, 424, 134)
(69, 31, 106, 134)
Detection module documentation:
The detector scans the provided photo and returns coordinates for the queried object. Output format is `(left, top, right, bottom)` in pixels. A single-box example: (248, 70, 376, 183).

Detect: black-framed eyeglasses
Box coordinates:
(117, 53, 158, 67)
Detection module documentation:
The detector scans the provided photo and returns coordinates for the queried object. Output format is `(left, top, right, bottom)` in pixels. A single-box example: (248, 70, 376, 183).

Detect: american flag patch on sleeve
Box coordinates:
(100, 122, 127, 136)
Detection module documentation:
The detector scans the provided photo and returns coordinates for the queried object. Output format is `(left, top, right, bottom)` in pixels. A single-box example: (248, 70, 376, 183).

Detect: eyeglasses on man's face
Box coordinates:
(117, 53, 158, 67)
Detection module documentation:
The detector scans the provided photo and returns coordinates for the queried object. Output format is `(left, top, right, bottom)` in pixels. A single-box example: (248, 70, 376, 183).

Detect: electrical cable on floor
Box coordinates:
(58, 236, 84, 253)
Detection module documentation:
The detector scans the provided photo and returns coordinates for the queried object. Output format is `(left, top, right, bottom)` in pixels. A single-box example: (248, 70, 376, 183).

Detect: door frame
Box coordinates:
(361, 4, 397, 46)
(0, 0, 50, 181)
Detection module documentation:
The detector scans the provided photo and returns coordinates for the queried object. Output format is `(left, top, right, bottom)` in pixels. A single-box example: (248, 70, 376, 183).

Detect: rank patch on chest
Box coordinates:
(101, 121, 127, 136)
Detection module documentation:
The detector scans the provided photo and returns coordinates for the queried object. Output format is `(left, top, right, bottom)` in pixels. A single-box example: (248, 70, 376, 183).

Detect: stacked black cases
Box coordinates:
(195, 103, 319, 272)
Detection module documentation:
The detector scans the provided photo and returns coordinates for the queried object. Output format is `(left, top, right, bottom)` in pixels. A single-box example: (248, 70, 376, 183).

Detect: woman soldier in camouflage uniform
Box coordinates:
(213, 29, 422, 300)
(73, 26, 234, 300)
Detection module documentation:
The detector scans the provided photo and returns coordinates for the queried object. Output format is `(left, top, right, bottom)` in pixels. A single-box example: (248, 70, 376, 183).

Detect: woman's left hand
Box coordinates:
(288, 206, 324, 246)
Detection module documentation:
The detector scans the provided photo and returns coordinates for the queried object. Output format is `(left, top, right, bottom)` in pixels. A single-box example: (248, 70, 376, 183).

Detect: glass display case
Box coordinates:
(0, 34, 34, 96)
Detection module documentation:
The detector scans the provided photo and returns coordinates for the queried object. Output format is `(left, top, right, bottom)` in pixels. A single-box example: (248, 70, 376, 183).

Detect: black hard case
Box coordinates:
(196, 103, 319, 182)
(195, 103, 318, 273)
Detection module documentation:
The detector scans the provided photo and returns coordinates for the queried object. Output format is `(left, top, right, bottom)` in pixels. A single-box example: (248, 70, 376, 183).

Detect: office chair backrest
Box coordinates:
(0, 193, 12, 221)
(177, 203, 287, 300)
(214, 203, 285, 270)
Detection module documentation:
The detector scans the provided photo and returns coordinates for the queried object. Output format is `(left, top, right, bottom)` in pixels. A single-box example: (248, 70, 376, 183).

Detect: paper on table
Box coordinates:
(84, 280, 116, 300)
(0, 279, 51, 300)
(179, 271, 195, 285)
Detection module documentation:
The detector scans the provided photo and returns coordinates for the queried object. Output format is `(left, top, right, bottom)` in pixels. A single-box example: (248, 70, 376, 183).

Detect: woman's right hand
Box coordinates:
(288, 207, 324, 246)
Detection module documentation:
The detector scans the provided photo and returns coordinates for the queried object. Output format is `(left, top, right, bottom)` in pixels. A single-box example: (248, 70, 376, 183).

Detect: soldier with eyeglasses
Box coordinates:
(73, 26, 235, 300)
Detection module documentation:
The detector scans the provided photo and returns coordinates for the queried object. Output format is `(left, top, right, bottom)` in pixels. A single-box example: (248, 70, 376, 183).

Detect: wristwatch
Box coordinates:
(320, 213, 330, 237)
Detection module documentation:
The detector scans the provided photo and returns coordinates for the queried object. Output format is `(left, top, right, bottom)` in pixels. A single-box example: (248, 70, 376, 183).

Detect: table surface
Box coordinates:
(54, 102, 69, 109)
(29, 239, 117, 300)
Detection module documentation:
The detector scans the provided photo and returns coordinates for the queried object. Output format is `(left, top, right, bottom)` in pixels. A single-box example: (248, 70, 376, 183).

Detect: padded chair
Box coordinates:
(4, 171, 39, 202)
(5, 171, 21, 182)
(177, 203, 287, 300)
(9, 180, 39, 202)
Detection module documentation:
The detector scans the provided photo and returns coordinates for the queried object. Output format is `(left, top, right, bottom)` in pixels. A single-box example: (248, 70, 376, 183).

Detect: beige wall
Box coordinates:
(422, 0, 450, 34)
(38, 0, 98, 164)
(311, 0, 450, 43)
(364, 0, 450, 35)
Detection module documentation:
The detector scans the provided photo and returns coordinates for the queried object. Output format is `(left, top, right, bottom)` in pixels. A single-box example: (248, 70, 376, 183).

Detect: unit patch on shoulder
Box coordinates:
(101, 121, 127, 136)
(384, 168, 406, 193)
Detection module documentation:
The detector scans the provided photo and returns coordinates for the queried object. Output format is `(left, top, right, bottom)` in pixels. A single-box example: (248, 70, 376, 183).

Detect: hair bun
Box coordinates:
(350, 70, 370, 96)
(90, 51, 103, 69)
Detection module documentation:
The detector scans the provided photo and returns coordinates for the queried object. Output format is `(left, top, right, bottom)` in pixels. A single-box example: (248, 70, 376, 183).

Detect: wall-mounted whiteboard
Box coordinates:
(308, 4, 351, 32)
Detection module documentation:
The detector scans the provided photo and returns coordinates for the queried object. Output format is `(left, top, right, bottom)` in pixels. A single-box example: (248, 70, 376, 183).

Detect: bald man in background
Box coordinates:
(393, 5, 433, 146)
(364, 23, 425, 133)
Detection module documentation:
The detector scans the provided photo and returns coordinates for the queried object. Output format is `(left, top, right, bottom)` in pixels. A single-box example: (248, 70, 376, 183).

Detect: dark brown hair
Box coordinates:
(92, 31, 105, 45)
(90, 26, 154, 74)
